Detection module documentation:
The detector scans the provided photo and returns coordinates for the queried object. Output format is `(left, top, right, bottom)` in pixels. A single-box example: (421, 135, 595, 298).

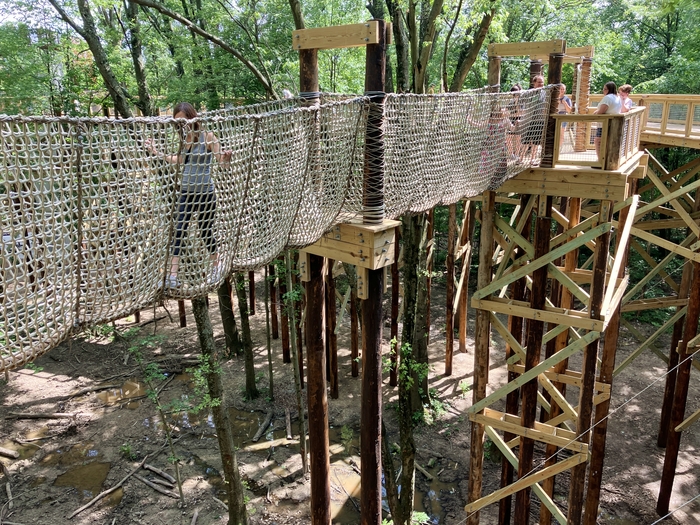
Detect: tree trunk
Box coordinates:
(217, 278, 242, 357)
(235, 273, 259, 400)
(48, 0, 133, 118)
(191, 297, 248, 525)
(125, 1, 154, 116)
(448, 9, 495, 92)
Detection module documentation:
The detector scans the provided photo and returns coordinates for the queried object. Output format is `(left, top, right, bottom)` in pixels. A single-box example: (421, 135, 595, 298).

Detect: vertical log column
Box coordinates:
(300, 48, 331, 525)
(445, 203, 456, 376)
(458, 201, 475, 354)
(514, 53, 561, 525)
(361, 19, 387, 525)
(499, 195, 530, 525)
(467, 56, 501, 525)
(514, 196, 552, 525)
(584, 181, 638, 525)
(467, 55, 500, 525)
(466, 190, 496, 525)
(574, 58, 592, 153)
(567, 200, 613, 525)
(541, 53, 564, 168)
(657, 191, 700, 447)
(528, 59, 543, 88)
(657, 261, 700, 515)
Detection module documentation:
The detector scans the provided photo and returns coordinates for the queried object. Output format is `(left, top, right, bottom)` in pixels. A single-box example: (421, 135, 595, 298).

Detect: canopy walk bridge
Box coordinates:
(1, 27, 698, 525)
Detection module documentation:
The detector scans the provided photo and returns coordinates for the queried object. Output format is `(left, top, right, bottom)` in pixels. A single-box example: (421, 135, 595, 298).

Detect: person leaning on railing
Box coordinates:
(592, 81, 624, 163)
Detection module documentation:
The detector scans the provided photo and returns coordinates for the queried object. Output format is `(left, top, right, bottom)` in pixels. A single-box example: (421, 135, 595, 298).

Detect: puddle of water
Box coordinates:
(41, 443, 101, 467)
(53, 461, 111, 501)
(0, 427, 50, 461)
(97, 379, 146, 409)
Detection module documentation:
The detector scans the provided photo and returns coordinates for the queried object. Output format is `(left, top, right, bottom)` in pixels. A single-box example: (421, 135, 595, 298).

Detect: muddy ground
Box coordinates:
(0, 274, 699, 525)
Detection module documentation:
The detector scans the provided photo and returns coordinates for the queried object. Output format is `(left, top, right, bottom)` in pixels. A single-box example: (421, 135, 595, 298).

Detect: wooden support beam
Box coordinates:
(473, 221, 612, 301)
(293, 21, 381, 50)
(485, 427, 568, 525)
(488, 39, 565, 58)
(568, 200, 612, 525)
(473, 296, 605, 332)
(629, 227, 700, 262)
(467, 191, 496, 525)
(360, 21, 387, 525)
(658, 261, 700, 515)
(466, 453, 586, 515)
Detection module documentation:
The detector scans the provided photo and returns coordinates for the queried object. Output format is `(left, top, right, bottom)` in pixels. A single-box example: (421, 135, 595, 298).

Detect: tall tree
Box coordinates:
(47, 0, 134, 117)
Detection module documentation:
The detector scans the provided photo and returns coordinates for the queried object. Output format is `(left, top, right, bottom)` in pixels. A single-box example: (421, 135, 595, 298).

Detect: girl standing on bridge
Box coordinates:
(145, 102, 232, 288)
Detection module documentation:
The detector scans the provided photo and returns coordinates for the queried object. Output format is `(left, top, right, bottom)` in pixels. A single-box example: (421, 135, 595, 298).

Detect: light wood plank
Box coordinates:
(292, 22, 380, 50)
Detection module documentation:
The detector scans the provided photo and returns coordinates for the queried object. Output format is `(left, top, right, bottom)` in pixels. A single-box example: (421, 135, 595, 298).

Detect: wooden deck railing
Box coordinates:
(590, 93, 700, 147)
(552, 107, 645, 170)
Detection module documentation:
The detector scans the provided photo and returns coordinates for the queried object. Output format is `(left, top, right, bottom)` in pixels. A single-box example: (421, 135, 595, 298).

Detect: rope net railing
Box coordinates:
(0, 86, 554, 371)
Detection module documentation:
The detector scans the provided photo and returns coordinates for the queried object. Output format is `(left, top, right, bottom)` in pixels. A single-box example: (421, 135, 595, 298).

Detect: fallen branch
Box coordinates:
(0, 447, 19, 460)
(133, 474, 179, 499)
(68, 384, 121, 399)
(190, 509, 199, 525)
(212, 496, 228, 510)
(415, 463, 434, 481)
(333, 469, 360, 513)
(252, 411, 273, 443)
(69, 454, 151, 518)
(143, 463, 176, 484)
(7, 412, 77, 420)
(285, 408, 292, 440)
(6, 481, 13, 509)
(149, 477, 175, 489)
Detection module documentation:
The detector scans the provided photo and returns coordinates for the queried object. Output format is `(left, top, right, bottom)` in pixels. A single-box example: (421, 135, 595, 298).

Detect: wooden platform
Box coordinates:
(499, 151, 647, 201)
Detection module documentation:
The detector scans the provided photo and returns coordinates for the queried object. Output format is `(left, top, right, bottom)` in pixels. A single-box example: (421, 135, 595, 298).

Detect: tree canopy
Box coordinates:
(0, 0, 698, 115)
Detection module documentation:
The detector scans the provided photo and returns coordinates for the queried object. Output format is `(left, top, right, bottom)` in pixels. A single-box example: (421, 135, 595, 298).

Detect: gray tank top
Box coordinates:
(181, 133, 213, 193)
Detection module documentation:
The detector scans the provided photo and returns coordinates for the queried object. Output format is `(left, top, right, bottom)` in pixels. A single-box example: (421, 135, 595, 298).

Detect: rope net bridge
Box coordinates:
(0, 87, 553, 372)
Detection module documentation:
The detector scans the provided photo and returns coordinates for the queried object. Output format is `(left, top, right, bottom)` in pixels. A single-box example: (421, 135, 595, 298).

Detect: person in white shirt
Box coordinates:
(593, 81, 623, 161)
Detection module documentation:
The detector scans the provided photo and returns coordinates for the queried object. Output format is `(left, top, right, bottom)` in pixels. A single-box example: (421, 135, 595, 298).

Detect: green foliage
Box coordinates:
(24, 361, 43, 373)
(484, 436, 503, 463)
(340, 425, 354, 453)
(120, 442, 138, 460)
(382, 511, 431, 525)
(458, 379, 472, 398)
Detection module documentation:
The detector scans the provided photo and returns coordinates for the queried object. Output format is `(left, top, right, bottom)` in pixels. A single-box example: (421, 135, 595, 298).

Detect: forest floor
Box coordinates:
(0, 274, 699, 525)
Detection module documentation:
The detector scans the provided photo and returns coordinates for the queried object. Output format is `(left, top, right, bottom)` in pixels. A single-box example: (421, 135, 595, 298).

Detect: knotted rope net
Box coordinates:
(0, 86, 553, 371)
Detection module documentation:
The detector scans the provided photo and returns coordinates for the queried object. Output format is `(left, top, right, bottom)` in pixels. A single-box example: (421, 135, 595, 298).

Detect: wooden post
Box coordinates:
(574, 58, 592, 152)
(299, 47, 331, 525)
(528, 59, 543, 88)
(514, 196, 552, 525)
(658, 244, 695, 446)
(390, 226, 401, 385)
(657, 261, 700, 515)
(361, 20, 386, 525)
(248, 270, 256, 315)
(269, 264, 279, 339)
(499, 195, 530, 525)
(425, 209, 434, 345)
(540, 197, 580, 524)
(567, 200, 612, 525)
(467, 191, 496, 525)
(458, 201, 475, 354)
(178, 300, 187, 327)
(351, 288, 360, 378)
(445, 203, 456, 376)
(583, 183, 637, 525)
(279, 276, 291, 363)
(541, 53, 563, 169)
(468, 55, 501, 525)
(326, 259, 339, 399)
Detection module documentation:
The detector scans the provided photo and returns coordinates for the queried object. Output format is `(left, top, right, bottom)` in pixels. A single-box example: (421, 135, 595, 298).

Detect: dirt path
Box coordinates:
(0, 278, 698, 524)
